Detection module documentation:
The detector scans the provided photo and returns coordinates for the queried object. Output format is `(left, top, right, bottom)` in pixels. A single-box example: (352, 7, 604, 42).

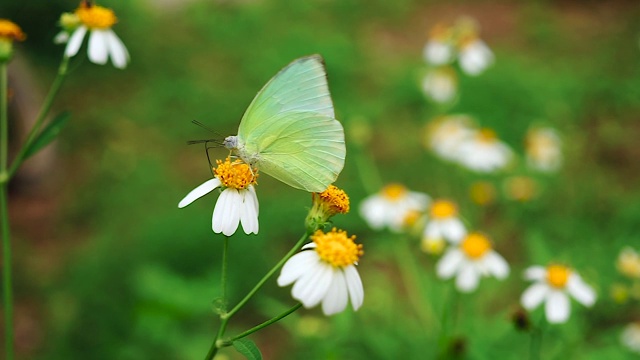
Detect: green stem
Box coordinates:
(204, 231, 309, 360)
(7, 55, 70, 180)
(0, 61, 14, 360)
(223, 303, 303, 346)
(221, 236, 229, 309)
(529, 316, 545, 360)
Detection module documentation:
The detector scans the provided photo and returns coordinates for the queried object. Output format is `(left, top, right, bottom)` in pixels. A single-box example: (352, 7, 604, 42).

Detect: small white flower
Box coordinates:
(61, 4, 129, 69)
(178, 158, 259, 237)
(520, 264, 596, 324)
(458, 38, 494, 76)
(455, 128, 513, 173)
(278, 228, 364, 316)
(359, 183, 430, 232)
(526, 127, 563, 172)
(425, 115, 476, 161)
(423, 23, 454, 65)
(436, 232, 509, 292)
(421, 67, 457, 104)
(421, 199, 466, 253)
(621, 322, 640, 354)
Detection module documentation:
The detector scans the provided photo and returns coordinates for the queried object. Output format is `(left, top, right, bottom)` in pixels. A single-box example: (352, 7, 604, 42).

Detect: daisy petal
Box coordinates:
(239, 189, 259, 235)
(322, 270, 349, 315)
(292, 262, 333, 308)
(436, 249, 464, 279)
(546, 290, 570, 324)
(344, 265, 364, 311)
(484, 251, 510, 279)
(566, 274, 596, 307)
(278, 251, 320, 286)
(65, 26, 87, 57)
(443, 218, 467, 243)
(178, 178, 221, 208)
(88, 30, 109, 65)
(523, 266, 547, 281)
(521, 283, 548, 310)
(105, 30, 129, 69)
(456, 263, 480, 292)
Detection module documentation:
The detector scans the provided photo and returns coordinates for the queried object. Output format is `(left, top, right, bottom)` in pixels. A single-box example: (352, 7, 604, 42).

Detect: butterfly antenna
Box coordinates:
(204, 141, 216, 169)
(192, 120, 226, 138)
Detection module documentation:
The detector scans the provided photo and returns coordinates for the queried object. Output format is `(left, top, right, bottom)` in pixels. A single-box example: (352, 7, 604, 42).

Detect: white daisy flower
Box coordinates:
(425, 115, 477, 161)
(178, 158, 259, 237)
(457, 37, 494, 76)
(421, 67, 457, 104)
(617, 247, 640, 279)
(526, 127, 563, 172)
(455, 128, 513, 173)
(62, 2, 129, 69)
(436, 232, 509, 292)
(359, 183, 430, 232)
(422, 23, 454, 65)
(278, 228, 364, 316)
(621, 322, 640, 354)
(421, 199, 466, 255)
(520, 264, 596, 324)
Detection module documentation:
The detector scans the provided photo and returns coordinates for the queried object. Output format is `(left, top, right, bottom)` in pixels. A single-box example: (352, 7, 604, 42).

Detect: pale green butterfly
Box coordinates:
(223, 54, 345, 192)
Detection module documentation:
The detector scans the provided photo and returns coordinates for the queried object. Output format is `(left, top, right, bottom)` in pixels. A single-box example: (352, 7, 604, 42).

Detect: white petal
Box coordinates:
(54, 31, 69, 44)
(292, 262, 333, 308)
(436, 249, 464, 279)
(178, 178, 221, 208)
(248, 186, 259, 215)
(344, 265, 364, 311)
(88, 30, 109, 65)
(456, 263, 480, 292)
(212, 189, 241, 236)
(521, 283, 549, 310)
(239, 189, 259, 235)
(278, 251, 320, 286)
(566, 274, 596, 307)
(321, 269, 349, 315)
(65, 26, 87, 57)
(523, 266, 547, 281)
(359, 197, 387, 230)
(105, 29, 129, 69)
(483, 251, 510, 279)
(546, 290, 570, 324)
(442, 218, 467, 243)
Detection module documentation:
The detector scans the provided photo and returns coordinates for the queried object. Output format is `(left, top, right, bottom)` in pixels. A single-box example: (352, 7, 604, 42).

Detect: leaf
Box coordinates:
(232, 338, 262, 360)
(24, 111, 71, 159)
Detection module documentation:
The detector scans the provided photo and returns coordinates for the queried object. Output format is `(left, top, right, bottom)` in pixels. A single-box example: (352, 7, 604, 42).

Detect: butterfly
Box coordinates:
(223, 54, 346, 192)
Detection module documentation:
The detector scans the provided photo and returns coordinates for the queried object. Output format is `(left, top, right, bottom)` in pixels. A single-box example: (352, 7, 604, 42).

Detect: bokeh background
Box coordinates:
(2, 0, 640, 358)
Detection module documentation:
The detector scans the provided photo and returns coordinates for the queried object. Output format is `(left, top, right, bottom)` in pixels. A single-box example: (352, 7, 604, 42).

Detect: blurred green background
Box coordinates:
(2, 0, 640, 358)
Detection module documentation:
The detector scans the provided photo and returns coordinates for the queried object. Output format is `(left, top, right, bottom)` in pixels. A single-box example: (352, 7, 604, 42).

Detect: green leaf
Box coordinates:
(232, 338, 262, 360)
(24, 111, 70, 159)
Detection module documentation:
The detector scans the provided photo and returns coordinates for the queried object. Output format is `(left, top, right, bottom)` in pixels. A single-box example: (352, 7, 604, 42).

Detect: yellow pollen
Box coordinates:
(312, 228, 363, 268)
(382, 183, 407, 201)
(546, 265, 571, 288)
(317, 185, 350, 214)
(430, 199, 457, 219)
(0, 19, 26, 42)
(75, 4, 117, 29)
(213, 157, 257, 190)
(460, 233, 492, 259)
(478, 128, 497, 142)
(428, 23, 451, 41)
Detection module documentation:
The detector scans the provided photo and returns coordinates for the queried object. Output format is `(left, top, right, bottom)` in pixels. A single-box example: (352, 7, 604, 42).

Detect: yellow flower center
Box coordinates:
(430, 199, 457, 219)
(478, 128, 497, 143)
(213, 157, 257, 190)
(617, 248, 640, 279)
(316, 185, 350, 214)
(428, 23, 452, 41)
(0, 19, 26, 42)
(382, 183, 407, 201)
(469, 181, 496, 206)
(460, 233, 491, 259)
(313, 228, 363, 268)
(421, 237, 446, 255)
(75, 4, 117, 29)
(546, 264, 571, 288)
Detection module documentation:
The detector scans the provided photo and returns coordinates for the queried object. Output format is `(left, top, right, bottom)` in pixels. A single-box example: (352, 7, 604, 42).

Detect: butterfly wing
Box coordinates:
(236, 55, 345, 191)
(246, 111, 345, 192)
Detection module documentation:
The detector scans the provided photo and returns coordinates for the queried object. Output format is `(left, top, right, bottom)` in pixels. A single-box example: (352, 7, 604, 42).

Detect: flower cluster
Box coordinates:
(0, 19, 26, 62)
(359, 183, 430, 232)
(305, 185, 350, 232)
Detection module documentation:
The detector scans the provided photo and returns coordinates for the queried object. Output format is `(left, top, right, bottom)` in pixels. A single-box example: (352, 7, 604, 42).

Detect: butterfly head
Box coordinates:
(223, 135, 238, 150)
